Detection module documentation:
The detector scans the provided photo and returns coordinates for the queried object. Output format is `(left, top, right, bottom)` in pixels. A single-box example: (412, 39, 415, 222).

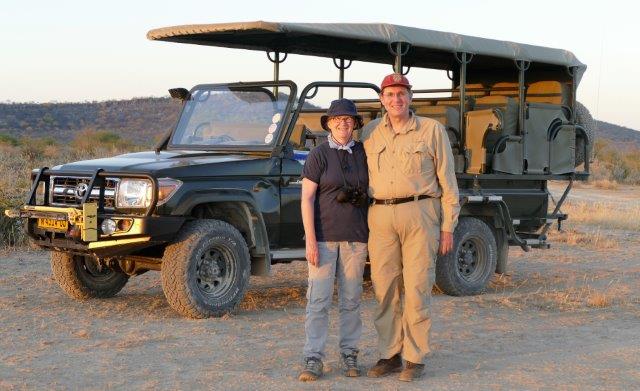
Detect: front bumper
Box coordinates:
(5, 203, 186, 257)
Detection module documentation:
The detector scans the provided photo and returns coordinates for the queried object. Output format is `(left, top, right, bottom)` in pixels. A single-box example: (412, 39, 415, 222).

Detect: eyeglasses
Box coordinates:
(329, 116, 355, 123)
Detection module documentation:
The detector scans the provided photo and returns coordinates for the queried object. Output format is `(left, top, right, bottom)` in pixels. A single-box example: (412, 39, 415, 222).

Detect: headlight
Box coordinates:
(157, 178, 182, 206)
(116, 179, 152, 208)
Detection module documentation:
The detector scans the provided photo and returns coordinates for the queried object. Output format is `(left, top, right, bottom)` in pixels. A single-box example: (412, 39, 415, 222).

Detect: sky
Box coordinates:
(1, 0, 639, 130)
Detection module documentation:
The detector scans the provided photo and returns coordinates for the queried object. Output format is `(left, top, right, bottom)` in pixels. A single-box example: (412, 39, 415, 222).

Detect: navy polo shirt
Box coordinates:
(302, 141, 369, 243)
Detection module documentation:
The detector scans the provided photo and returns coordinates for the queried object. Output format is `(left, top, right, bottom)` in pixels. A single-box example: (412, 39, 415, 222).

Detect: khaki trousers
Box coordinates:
(368, 197, 440, 364)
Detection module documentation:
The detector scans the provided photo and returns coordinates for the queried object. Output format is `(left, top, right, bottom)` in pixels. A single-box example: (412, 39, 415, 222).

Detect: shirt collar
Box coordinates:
(327, 133, 355, 154)
(383, 111, 417, 135)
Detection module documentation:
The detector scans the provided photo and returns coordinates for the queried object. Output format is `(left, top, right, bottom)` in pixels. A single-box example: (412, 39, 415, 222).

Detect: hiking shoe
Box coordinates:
(298, 357, 323, 382)
(366, 353, 402, 378)
(398, 361, 425, 382)
(341, 353, 361, 377)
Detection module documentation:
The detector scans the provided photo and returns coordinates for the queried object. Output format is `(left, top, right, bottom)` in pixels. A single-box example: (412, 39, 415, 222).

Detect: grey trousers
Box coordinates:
(303, 241, 367, 360)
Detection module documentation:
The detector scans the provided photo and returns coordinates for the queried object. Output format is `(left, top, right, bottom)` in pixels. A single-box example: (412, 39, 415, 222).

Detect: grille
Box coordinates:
(50, 176, 119, 208)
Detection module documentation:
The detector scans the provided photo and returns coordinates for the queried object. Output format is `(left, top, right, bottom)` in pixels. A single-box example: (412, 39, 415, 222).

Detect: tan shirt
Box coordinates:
(360, 113, 460, 232)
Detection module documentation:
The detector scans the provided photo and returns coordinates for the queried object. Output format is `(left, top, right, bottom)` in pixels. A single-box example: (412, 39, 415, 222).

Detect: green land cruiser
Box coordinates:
(5, 22, 594, 318)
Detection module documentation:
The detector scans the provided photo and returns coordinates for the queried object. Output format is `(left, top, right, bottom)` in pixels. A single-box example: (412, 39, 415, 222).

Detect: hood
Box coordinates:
(52, 150, 279, 178)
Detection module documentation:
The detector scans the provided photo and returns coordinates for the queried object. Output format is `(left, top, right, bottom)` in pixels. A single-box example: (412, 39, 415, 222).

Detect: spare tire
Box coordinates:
(574, 101, 597, 166)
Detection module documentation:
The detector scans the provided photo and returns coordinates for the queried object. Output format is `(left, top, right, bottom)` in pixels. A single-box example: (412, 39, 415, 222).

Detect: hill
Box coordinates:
(0, 98, 182, 146)
(0, 98, 638, 148)
(596, 120, 640, 150)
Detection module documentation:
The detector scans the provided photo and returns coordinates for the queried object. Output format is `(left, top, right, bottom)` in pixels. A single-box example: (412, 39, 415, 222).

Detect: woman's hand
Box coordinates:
(306, 239, 319, 267)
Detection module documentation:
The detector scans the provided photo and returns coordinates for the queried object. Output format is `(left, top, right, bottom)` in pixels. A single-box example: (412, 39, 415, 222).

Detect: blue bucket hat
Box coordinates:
(320, 98, 364, 131)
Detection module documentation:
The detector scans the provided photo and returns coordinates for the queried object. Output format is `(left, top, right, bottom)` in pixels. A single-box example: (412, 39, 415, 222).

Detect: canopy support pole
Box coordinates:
(515, 60, 531, 136)
(267, 51, 287, 96)
(388, 42, 411, 74)
(333, 58, 353, 99)
(566, 66, 577, 123)
(515, 60, 531, 172)
(455, 52, 473, 155)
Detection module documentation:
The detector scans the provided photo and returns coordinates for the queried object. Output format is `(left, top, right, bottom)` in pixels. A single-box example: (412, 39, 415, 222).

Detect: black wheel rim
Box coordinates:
(455, 237, 487, 283)
(194, 245, 235, 299)
(75, 255, 116, 282)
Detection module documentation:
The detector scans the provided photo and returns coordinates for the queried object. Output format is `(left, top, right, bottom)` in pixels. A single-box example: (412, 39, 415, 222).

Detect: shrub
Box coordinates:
(0, 133, 19, 146)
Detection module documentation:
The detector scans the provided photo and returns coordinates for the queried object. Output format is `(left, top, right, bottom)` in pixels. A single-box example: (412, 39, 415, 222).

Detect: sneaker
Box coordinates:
(398, 361, 425, 382)
(298, 357, 323, 382)
(366, 353, 402, 378)
(341, 353, 361, 377)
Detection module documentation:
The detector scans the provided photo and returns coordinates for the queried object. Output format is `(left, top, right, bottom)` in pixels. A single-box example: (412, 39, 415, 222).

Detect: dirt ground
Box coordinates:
(1, 183, 639, 390)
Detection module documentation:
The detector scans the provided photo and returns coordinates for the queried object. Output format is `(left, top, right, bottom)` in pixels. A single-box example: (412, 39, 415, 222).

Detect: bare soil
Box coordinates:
(1, 184, 639, 390)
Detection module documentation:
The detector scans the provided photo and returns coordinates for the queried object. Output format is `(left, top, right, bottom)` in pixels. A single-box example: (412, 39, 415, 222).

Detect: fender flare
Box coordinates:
(171, 188, 272, 276)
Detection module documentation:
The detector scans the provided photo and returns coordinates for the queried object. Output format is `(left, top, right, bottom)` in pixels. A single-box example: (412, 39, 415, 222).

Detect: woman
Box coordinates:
(298, 99, 369, 382)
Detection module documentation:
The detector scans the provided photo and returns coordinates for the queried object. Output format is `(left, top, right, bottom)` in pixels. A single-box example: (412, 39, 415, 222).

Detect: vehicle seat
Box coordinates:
(524, 102, 572, 174)
(468, 96, 522, 174)
(413, 105, 465, 172)
(526, 81, 569, 105)
(473, 96, 518, 134)
(452, 83, 488, 97)
(464, 109, 502, 174)
(289, 124, 309, 150)
(490, 82, 519, 98)
(295, 112, 324, 133)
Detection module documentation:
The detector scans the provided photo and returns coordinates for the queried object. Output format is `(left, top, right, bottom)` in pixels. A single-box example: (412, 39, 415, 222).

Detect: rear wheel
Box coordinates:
(436, 217, 497, 296)
(51, 252, 128, 299)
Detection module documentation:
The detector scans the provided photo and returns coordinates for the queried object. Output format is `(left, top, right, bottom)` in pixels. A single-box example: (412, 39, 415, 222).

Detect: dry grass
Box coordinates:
(547, 228, 619, 250)
(591, 178, 620, 190)
(560, 200, 640, 231)
(488, 279, 633, 312)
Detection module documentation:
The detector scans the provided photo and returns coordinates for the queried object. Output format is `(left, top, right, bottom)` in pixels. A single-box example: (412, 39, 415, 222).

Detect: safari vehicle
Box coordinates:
(5, 22, 593, 318)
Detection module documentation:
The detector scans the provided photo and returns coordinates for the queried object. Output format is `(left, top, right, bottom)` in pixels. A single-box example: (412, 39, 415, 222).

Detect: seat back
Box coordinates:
(474, 96, 519, 134)
(295, 112, 324, 133)
(289, 124, 308, 150)
(464, 109, 502, 174)
(490, 82, 519, 98)
(452, 83, 488, 97)
(526, 81, 569, 105)
(524, 102, 571, 174)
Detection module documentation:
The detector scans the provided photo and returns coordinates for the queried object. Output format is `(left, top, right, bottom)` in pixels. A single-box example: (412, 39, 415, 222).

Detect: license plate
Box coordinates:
(37, 218, 68, 232)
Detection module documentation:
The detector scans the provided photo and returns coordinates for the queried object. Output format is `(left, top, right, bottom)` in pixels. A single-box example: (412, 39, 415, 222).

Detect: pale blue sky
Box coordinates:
(1, 0, 638, 130)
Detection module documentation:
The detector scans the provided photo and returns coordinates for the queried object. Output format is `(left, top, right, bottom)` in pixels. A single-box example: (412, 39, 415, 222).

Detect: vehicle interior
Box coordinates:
(290, 78, 575, 176)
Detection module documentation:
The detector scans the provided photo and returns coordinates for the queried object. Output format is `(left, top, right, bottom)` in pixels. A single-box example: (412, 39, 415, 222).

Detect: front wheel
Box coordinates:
(436, 217, 497, 296)
(51, 252, 129, 299)
(161, 220, 250, 319)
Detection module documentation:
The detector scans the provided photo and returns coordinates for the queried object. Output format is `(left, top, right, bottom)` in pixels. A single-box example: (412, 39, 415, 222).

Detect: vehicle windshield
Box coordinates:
(170, 85, 291, 148)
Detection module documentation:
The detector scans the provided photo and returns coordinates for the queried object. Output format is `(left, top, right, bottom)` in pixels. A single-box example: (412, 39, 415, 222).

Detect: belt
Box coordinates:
(372, 194, 431, 205)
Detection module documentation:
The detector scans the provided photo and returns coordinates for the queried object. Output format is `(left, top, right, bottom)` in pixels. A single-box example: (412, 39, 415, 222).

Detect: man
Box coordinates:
(359, 73, 460, 382)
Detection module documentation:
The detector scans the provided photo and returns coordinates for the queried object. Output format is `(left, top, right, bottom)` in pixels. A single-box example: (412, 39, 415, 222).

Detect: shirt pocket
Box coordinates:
(365, 142, 386, 173)
(401, 142, 427, 174)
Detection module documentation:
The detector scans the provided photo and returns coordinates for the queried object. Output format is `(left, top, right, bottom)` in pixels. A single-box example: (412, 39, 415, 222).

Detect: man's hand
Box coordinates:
(306, 239, 319, 267)
(439, 231, 454, 255)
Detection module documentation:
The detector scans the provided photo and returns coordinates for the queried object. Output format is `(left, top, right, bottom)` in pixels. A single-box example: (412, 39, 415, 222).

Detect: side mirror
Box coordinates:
(168, 88, 191, 101)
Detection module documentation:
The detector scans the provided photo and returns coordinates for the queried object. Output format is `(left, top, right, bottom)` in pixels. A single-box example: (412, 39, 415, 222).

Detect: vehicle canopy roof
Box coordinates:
(147, 21, 586, 85)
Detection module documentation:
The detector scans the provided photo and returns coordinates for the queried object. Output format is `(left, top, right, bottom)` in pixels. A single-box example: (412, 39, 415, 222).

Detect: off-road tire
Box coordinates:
(436, 217, 497, 296)
(161, 219, 250, 319)
(51, 251, 128, 299)
(575, 101, 596, 166)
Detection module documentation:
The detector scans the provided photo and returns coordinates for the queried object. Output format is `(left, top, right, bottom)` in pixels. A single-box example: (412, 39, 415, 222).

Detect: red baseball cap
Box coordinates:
(380, 73, 412, 91)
